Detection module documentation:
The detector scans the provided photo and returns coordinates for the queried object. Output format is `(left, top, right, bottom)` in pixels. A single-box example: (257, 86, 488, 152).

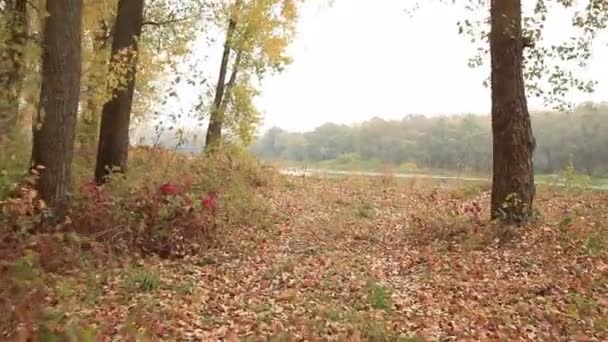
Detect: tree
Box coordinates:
(450, 0, 608, 221)
(488, 0, 536, 223)
(95, 0, 145, 183)
(205, 2, 239, 150)
(0, 0, 27, 143)
(31, 0, 83, 221)
(205, 0, 299, 150)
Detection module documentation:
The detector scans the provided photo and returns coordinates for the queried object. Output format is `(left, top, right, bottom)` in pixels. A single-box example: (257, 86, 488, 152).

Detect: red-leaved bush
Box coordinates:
(159, 182, 181, 196)
(70, 178, 220, 259)
(201, 190, 218, 213)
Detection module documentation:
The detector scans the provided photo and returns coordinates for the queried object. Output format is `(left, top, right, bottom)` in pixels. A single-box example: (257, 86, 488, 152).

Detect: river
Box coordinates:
(280, 168, 608, 190)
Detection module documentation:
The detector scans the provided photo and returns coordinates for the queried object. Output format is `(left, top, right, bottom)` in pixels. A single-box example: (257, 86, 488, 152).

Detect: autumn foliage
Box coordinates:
(3, 164, 608, 340)
(0, 146, 276, 338)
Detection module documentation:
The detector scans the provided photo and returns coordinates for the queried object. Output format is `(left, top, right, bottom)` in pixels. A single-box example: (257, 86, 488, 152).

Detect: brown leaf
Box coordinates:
(276, 289, 298, 301)
(224, 329, 238, 342)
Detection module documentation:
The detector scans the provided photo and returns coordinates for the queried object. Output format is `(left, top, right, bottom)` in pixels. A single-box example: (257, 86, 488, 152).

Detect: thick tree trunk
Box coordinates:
(95, 0, 145, 183)
(490, 0, 536, 223)
(0, 0, 27, 143)
(205, 16, 237, 150)
(31, 0, 83, 221)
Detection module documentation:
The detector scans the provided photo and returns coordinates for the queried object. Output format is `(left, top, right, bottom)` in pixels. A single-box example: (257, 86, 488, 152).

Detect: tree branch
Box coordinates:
(219, 50, 243, 114)
(522, 35, 534, 49)
(142, 15, 192, 27)
(25, 0, 40, 13)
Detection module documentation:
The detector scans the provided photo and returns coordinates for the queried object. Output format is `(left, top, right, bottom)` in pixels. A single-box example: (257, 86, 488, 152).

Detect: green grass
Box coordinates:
(356, 202, 375, 219)
(122, 267, 161, 293)
(536, 173, 608, 189)
(368, 282, 392, 311)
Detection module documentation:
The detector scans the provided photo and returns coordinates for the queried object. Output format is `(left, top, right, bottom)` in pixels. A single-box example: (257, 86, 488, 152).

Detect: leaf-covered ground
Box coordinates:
(21, 176, 608, 340)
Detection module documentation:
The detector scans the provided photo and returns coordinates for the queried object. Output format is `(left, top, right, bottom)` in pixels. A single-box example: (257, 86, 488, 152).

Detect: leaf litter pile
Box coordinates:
(4, 176, 608, 341)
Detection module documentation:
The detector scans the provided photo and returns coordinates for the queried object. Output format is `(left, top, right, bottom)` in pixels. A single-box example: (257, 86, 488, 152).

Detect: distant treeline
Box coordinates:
(251, 102, 608, 175)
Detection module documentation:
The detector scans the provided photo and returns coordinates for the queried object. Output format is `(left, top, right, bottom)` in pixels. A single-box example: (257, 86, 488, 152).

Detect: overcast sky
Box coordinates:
(251, 0, 608, 132)
(161, 0, 608, 135)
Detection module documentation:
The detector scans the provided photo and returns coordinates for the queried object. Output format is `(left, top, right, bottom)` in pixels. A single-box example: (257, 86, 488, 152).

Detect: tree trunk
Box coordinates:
(31, 0, 83, 222)
(219, 50, 243, 115)
(94, 0, 145, 183)
(205, 15, 237, 150)
(0, 0, 27, 143)
(489, 0, 536, 223)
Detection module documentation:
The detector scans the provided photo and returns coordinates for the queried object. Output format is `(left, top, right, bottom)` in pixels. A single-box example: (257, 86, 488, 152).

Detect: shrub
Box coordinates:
(399, 162, 420, 173)
(336, 153, 361, 165)
(562, 160, 591, 190)
(65, 144, 274, 258)
(0, 143, 275, 337)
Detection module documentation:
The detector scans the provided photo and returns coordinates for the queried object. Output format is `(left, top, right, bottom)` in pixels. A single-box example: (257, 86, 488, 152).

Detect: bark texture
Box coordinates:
(490, 0, 536, 223)
(0, 0, 26, 143)
(95, 0, 145, 183)
(31, 0, 83, 221)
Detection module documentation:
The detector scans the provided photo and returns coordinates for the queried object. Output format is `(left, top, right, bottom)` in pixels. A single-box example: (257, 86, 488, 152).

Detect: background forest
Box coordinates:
(251, 102, 608, 176)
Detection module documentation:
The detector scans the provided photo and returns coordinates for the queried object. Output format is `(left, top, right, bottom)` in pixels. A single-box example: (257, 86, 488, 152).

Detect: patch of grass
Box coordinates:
(258, 216, 275, 232)
(10, 251, 42, 283)
(358, 320, 422, 342)
(368, 281, 392, 311)
(174, 280, 196, 296)
(461, 182, 488, 197)
(461, 233, 486, 251)
(55, 278, 79, 302)
(596, 317, 608, 332)
(195, 256, 216, 267)
(324, 306, 342, 321)
(38, 322, 99, 342)
(200, 312, 214, 325)
(122, 267, 161, 293)
(267, 257, 296, 278)
(277, 258, 295, 273)
(0, 131, 31, 199)
(585, 233, 605, 255)
(284, 179, 297, 190)
(356, 201, 375, 219)
(567, 292, 600, 318)
(56, 269, 106, 305)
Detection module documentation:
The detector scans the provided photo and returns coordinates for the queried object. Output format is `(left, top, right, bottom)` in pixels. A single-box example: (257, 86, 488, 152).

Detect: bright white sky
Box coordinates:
(162, 0, 608, 135)
(254, 0, 608, 132)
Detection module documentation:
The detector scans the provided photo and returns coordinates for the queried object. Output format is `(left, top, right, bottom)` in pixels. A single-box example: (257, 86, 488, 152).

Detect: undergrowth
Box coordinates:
(2, 151, 608, 340)
(0, 144, 277, 339)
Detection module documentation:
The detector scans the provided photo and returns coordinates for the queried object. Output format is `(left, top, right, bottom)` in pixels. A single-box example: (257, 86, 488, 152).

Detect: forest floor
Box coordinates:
(4, 175, 608, 341)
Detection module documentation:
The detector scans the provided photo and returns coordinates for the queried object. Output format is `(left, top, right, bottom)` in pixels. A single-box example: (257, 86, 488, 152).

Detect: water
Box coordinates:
(280, 168, 608, 191)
